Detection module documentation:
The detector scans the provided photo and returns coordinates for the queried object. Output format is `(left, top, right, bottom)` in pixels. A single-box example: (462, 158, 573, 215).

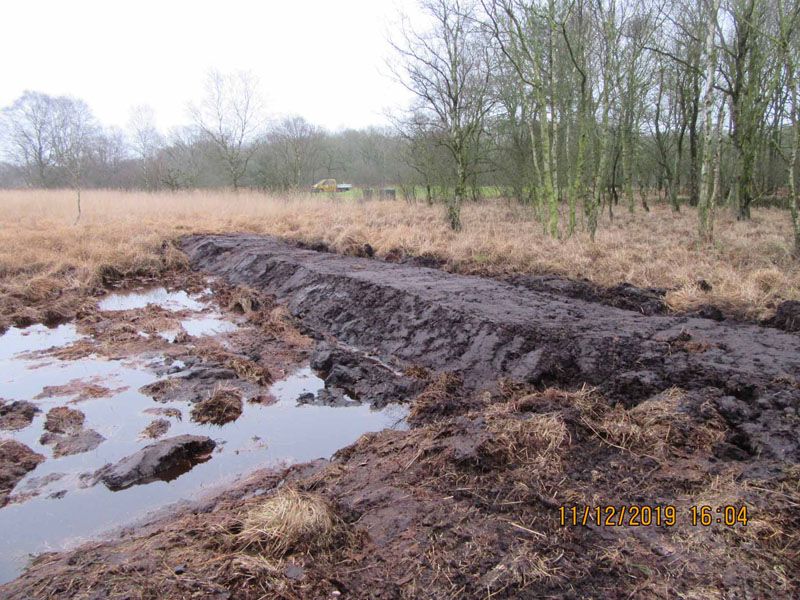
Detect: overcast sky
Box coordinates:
(0, 0, 419, 133)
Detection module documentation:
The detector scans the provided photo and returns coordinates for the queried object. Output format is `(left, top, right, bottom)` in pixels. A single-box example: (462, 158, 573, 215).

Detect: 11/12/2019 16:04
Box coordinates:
(559, 504, 750, 527)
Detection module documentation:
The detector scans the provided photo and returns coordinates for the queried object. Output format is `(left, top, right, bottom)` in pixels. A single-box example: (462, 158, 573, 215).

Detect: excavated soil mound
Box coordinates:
(182, 234, 800, 461)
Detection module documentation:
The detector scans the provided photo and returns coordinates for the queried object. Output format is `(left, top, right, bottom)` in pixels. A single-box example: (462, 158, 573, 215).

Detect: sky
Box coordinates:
(0, 0, 419, 133)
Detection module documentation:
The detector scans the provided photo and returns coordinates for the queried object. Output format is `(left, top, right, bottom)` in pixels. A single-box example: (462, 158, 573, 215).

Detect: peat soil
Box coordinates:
(2, 233, 800, 599)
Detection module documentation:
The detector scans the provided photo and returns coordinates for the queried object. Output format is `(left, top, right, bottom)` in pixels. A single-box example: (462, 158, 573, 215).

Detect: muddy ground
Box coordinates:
(2, 234, 799, 599)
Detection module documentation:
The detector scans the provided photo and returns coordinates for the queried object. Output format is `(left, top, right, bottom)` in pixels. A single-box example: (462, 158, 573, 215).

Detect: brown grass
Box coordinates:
(485, 412, 569, 474)
(191, 383, 243, 425)
(0, 189, 798, 325)
(408, 372, 465, 422)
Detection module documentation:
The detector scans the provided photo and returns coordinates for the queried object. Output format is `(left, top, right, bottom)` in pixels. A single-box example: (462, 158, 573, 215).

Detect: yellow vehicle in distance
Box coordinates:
(311, 179, 352, 193)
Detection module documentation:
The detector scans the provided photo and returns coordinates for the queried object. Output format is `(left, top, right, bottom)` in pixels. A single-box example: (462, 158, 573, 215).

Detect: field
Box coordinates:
(1, 189, 799, 333)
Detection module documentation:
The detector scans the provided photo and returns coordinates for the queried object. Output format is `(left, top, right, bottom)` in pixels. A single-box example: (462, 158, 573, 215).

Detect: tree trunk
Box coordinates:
(698, 0, 721, 242)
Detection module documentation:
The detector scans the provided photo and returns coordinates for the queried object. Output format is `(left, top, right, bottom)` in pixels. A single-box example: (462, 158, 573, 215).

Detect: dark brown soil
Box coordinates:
(2, 234, 799, 598)
(0, 400, 39, 431)
(42, 407, 85, 434)
(40, 407, 105, 458)
(141, 418, 171, 439)
(184, 234, 800, 461)
(0, 440, 44, 507)
(94, 435, 216, 491)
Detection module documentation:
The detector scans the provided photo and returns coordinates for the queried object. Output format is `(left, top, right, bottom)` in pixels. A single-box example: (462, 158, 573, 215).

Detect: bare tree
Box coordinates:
(483, 0, 563, 236)
(1, 91, 57, 187)
(268, 116, 323, 188)
(49, 97, 98, 223)
(189, 70, 264, 191)
(392, 0, 493, 230)
(128, 105, 164, 190)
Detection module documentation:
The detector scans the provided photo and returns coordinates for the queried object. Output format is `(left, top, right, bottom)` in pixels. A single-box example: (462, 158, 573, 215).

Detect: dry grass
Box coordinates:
(191, 383, 243, 425)
(408, 372, 465, 422)
(576, 387, 727, 460)
(0, 189, 798, 323)
(485, 412, 569, 475)
(236, 487, 340, 558)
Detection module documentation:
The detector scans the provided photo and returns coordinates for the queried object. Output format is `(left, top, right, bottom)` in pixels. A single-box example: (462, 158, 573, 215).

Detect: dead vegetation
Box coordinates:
(0, 400, 39, 431)
(234, 487, 342, 558)
(0, 440, 44, 508)
(0, 190, 798, 333)
(42, 406, 84, 434)
(191, 384, 244, 425)
(2, 375, 798, 598)
(140, 418, 171, 439)
(34, 378, 126, 403)
(408, 372, 466, 423)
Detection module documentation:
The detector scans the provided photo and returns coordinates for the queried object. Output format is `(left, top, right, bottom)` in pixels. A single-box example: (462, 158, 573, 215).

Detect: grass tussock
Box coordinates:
(191, 383, 243, 425)
(227, 357, 272, 386)
(0, 189, 798, 329)
(236, 487, 341, 558)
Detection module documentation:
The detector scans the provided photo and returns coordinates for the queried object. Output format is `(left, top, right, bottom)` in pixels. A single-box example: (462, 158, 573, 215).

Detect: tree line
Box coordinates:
(392, 0, 800, 249)
(1, 0, 799, 250)
(0, 77, 412, 196)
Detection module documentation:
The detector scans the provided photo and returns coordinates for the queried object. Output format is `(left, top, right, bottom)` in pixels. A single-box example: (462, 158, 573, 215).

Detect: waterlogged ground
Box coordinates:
(0, 285, 405, 584)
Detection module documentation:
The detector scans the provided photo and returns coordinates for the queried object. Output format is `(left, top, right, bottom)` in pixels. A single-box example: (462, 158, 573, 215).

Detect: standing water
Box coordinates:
(0, 288, 406, 584)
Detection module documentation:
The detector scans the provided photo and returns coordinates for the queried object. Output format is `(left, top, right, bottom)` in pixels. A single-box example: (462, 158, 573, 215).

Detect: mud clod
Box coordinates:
(40, 407, 104, 457)
(310, 341, 424, 408)
(765, 300, 800, 332)
(191, 385, 243, 425)
(0, 400, 39, 431)
(35, 378, 127, 403)
(95, 434, 216, 491)
(141, 418, 171, 439)
(0, 440, 44, 507)
(43, 407, 85, 434)
(143, 407, 183, 421)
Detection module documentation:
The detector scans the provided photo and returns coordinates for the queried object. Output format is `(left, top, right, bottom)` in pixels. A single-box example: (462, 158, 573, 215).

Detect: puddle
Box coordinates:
(180, 316, 238, 337)
(0, 324, 83, 361)
(97, 288, 207, 312)
(0, 311, 406, 584)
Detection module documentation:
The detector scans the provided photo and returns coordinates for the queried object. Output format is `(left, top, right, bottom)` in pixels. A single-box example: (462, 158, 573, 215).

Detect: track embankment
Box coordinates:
(183, 234, 800, 461)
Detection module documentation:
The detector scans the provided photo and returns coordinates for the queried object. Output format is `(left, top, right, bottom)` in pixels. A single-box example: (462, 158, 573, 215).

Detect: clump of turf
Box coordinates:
(235, 488, 341, 558)
(191, 384, 243, 425)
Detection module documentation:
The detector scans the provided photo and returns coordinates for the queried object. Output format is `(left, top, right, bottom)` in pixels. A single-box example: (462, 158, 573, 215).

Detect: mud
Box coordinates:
(0, 400, 38, 431)
(764, 299, 800, 332)
(141, 418, 171, 439)
(506, 273, 669, 315)
(310, 341, 424, 408)
(0, 440, 44, 507)
(94, 434, 216, 491)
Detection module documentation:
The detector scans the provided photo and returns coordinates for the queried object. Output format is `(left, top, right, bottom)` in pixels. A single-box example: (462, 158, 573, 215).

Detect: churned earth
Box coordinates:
(1, 234, 798, 599)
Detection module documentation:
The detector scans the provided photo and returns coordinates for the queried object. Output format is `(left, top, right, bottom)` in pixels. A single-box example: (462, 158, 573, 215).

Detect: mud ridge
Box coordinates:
(182, 234, 800, 460)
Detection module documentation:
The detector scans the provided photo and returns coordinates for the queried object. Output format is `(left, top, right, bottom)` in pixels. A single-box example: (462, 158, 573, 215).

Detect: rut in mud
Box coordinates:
(183, 234, 800, 462)
(3, 234, 799, 599)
